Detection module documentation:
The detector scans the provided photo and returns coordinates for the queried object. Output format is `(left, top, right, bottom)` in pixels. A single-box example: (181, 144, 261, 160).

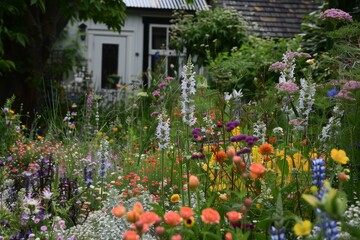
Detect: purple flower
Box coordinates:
(152, 90, 160, 96)
(269, 62, 288, 72)
(151, 112, 160, 117)
(40, 225, 47, 231)
(320, 8, 353, 22)
(7, 156, 12, 162)
(158, 82, 166, 88)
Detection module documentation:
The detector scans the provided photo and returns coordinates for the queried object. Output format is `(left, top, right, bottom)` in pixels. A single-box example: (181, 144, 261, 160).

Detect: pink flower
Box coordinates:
(123, 230, 140, 240)
(189, 175, 199, 190)
(164, 211, 182, 226)
(320, 8, 353, 22)
(201, 208, 220, 224)
(171, 234, 182, 240)
(139, 211, 160, 225)
(226, 211, 242, 223)
(152, 90, 160, 96)
(335, 90, 356, 101)
(249, 162, 266, 179)
(180, 206, 194, 219)
(276, 82, 299, 94)
(269, 62, 288, 72)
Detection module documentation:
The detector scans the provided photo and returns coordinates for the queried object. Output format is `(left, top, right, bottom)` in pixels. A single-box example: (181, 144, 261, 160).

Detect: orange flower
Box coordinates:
(139, 211, 160, 225)
(126, 210, 140, 223)
(226, 211, 242, 223)
(201, 208, 220, 224)
(225, 232, 233, 240)
(189, 175, 199, 190)
(269, 137, 277, 144)
(133, 202, 144, 214)
(171, 234, 182, 240)
(164, 211, 182, 226)
(180, 206, 194, 219)
(259, 143, 274, 155)
(215, 151, 227, 163)
(249, 162, 266, 179)
(226, 146, 236, 158)
(111, 205, 126, 218)
(123, 230, 140, 240)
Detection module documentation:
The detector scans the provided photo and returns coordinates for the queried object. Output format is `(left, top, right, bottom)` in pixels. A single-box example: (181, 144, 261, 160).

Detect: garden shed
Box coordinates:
(69, 0, 208, 90)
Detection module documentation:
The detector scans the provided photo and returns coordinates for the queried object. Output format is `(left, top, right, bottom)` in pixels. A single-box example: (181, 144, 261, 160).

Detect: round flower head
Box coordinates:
(189, 175, 199, 190)
(259, 143, 274, 155)
(331, 149, 349, 165)
(139, 211, 160, 225)
(170, 194, 180, 203)
(164, 211, 182, 226)
(111, 205, 127, 218)
(320, 8, 353, 22)
(180, 206, 194, 219)
(123, 230, 140, 240)
(249, 162, 266, 179)
(183, 216, 195, 227)
(201, 208, 220, 224)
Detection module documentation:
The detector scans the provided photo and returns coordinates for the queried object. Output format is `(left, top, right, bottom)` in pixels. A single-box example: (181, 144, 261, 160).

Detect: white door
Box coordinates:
(92, 35, 128, 90)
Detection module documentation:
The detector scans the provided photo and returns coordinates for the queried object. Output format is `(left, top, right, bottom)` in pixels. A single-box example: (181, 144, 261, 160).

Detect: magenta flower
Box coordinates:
(152, 90, 160, 96)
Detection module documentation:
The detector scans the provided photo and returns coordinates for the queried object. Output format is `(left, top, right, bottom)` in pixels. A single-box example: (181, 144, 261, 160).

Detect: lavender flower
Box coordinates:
(155, 112, 171, 150)
(297, 78, 316, 126)
(327, 87, 338, 98)
(97, 139, 110, 179)
(180, 59, 197, 126)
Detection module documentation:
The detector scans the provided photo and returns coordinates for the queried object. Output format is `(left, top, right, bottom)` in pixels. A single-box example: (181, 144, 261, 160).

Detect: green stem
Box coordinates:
(161, 149, 165, 209)
(280, 117, 289, 189)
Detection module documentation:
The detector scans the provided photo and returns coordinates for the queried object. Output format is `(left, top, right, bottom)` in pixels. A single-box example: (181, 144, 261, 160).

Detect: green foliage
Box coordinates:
(207, 36, 300, 98)
(170, 7, 248, 66)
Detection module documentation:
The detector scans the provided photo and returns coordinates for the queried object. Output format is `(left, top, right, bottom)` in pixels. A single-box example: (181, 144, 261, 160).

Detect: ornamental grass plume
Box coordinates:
(201, 208, 220, 224)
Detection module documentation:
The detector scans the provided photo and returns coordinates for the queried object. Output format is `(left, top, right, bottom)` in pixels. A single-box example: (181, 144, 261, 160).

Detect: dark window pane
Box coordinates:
(167, 56, 179, 77)
(152, 27, 167, 49)
(101, 44, 118, 89)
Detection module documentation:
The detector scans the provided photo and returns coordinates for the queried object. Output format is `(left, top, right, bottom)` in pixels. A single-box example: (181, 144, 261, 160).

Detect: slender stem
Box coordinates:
(161, 149, 165, 209)
(280, 117, 289, 188)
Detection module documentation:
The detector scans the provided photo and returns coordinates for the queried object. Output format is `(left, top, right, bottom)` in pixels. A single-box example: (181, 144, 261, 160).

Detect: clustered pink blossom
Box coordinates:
(343, 80, 360, 90)
(276, 82, 299, 94)
(335, 90, 356, 101)
(320, 8, 353, 22)
(285, 52, 311, 61)
(269, 62, 287, 72)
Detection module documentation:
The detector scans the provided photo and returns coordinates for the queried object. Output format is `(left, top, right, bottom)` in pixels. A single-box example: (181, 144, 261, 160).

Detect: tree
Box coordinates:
(0, 0, 126, 116)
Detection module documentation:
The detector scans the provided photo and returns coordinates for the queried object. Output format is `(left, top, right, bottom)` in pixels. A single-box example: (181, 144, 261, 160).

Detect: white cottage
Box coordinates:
(67, 0, 208, 91)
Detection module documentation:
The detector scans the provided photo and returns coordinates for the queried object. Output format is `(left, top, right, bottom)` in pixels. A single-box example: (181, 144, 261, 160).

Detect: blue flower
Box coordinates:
(327, 88, 338, 98)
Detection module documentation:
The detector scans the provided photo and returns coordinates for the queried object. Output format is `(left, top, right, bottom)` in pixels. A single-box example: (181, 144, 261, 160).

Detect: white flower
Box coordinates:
(42, 189, 53, 200)
(224, 92, 232, 101)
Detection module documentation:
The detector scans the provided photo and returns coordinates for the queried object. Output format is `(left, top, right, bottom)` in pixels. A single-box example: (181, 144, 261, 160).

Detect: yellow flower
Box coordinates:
(113, 127, 118, 132)
(251, 146, 263, 163)
(331, 149, 349, 165)
(293, 220, 312, 236)
(170, 194, 180, 203)
(183, 216, 195, 227)
(97, 131, 103, 136)
(9, 109, 15, 114)
(231, 126, 241, 136)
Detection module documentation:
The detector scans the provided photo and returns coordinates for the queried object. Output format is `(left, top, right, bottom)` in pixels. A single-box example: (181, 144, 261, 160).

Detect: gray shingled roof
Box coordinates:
(216, 0, 321, 38)
(124, 0, 208, 11)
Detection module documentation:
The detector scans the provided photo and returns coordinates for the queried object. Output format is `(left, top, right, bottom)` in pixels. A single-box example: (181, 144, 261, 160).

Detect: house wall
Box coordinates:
(65, 10, 173, 90)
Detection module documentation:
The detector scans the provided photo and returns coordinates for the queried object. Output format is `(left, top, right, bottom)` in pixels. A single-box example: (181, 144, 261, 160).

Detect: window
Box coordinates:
(148, 24, 184, 79)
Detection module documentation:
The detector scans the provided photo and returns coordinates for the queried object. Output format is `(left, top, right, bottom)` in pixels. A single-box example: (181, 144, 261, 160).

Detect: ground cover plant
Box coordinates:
(1, 7, 360, 240)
